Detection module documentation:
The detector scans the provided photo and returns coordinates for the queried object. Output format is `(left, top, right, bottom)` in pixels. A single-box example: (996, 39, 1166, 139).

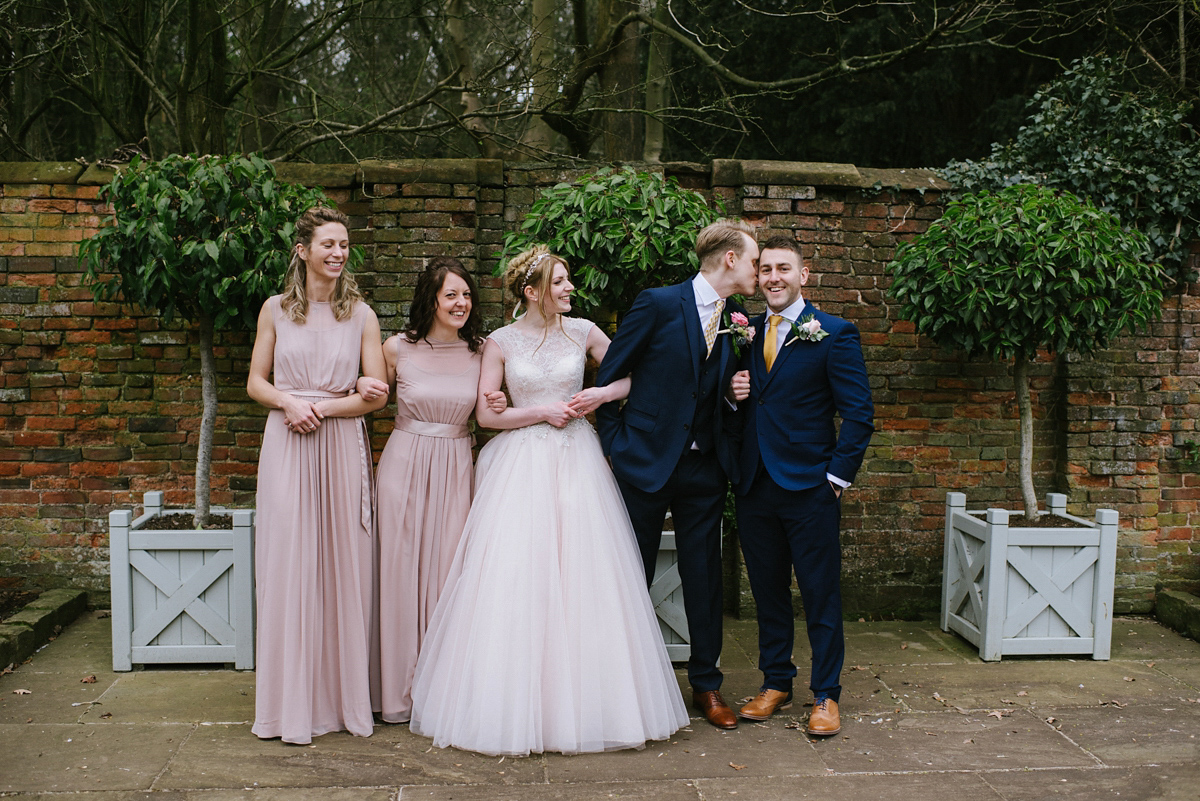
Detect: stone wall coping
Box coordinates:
(0, 159, 947, 190)
(0, 162, 87, 183)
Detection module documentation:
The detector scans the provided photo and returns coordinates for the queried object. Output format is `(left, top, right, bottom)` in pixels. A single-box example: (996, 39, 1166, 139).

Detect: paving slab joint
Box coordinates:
(0, 588, 88, 668)
(1154, 586, 1200, 643)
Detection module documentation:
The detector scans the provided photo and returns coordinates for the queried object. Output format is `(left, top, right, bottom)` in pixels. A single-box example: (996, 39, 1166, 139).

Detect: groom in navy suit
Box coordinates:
(734, 234, 873, 736)
(596, 219, 758, 730)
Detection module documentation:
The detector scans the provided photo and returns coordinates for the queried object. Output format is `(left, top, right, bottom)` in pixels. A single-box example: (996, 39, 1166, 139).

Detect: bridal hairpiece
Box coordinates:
(524, 252, 551, 287)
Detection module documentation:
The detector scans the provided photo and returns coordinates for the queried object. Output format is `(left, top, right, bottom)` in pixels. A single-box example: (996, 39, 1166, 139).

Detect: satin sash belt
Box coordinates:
(284, 388, 373, 535)
(393, 415, 470, 439)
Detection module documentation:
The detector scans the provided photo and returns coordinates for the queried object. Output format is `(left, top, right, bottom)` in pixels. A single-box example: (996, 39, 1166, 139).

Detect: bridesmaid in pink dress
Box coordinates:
(247, 207, 388, 744)
(356, 257, 504, 724)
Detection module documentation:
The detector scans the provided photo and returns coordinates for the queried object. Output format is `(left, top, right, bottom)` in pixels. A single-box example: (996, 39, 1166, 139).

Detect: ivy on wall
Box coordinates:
(942, 57, 1200, 286)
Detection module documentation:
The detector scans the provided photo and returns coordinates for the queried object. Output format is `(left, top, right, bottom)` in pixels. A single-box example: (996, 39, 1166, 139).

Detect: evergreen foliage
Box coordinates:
(887, 183, 1166, 515)
(79, 153, 350, 525)
(943, 57, 1200, 284)
(501, 167, 723, 320)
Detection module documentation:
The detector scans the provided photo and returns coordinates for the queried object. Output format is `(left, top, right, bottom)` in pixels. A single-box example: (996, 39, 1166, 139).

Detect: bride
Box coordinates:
(409, 246, 688, 756)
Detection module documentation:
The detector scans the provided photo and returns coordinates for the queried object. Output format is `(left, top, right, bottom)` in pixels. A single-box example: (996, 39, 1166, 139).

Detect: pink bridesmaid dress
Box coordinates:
(375, 337, 480, 723)
(252, 296, 377, 744)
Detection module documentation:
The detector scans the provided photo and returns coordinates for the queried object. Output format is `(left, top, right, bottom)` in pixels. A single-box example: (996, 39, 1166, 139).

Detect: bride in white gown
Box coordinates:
(409, 246, 689, 756)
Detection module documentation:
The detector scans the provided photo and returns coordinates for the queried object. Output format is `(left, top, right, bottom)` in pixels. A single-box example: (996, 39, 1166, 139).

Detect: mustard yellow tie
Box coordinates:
(764, 314, 783, 372)
(703, 299, 725, 357)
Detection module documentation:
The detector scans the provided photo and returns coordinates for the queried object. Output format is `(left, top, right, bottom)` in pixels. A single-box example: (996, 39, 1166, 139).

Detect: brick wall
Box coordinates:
(0, 159, 1196, 614)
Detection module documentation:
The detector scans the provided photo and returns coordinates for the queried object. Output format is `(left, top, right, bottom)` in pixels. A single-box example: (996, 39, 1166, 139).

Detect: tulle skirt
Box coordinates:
(410, 420, 688, 756)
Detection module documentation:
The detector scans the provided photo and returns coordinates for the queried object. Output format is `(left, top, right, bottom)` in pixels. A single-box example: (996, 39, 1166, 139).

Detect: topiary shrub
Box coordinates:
(501, 166, 723, 320)
(79, 153, 351, 526)
(887, 183, 1166, 517)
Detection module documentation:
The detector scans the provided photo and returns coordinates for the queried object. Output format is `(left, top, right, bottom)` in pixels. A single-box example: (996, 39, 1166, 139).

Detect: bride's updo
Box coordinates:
(503, 245, 567, 319)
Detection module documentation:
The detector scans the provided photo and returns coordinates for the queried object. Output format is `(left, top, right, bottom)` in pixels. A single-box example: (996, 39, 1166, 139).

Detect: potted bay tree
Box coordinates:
(887, 183, 1166, 660)
(80, 153, 337, 670)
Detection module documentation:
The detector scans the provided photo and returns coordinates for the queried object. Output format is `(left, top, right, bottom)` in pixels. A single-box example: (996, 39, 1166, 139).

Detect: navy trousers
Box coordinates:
(736, 471, 844, 702)
(617, 449, 726, 693)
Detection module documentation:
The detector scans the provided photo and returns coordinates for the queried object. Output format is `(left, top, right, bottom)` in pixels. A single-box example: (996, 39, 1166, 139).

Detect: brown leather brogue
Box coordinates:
(738, 688, 793, 721)
(692, 690, 738, 729)
(806, 697, 841, 735)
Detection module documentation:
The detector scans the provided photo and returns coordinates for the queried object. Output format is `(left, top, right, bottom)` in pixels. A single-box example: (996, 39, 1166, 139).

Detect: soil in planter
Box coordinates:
(0, 589, 39, 621)
(1006, 514, 1084, 528)
(145, 513, 234, 530)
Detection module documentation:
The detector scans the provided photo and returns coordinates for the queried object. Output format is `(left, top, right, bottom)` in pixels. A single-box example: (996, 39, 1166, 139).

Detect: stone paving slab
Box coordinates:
(874, 659, 1194, 712)
(808, 708, 1098, 773)
(1044, 702, 1200, 766)
(981, 764, 1200, 801)
(78, 669, 256, 725)
(1, 610, 1199, 800)
(697, 771, 999, 800)
(0, 722, 190, 793)
(158, 724, 547, 790)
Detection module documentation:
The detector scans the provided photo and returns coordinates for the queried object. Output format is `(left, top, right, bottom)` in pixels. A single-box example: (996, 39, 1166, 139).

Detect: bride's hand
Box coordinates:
(482, 390, 508, 413)
(542, 401, 577, 428)
(567, 386, 610, 416)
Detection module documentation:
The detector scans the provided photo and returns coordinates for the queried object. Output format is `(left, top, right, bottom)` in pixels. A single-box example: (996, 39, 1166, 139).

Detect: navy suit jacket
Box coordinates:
(736, 302, 874, 496)
(596, 279, 744, 493)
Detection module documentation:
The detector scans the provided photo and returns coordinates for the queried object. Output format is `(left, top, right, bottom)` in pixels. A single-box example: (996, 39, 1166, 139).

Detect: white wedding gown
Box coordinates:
(409, 316, 688, 756)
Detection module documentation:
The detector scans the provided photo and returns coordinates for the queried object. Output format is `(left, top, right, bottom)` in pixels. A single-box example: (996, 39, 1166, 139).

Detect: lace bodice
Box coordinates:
(488, 318, 594, 442)
(490, 317, 594, 407)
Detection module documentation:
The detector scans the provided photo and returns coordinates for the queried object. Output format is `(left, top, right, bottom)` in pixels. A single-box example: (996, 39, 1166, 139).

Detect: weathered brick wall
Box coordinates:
(0, 159, 1196, 614)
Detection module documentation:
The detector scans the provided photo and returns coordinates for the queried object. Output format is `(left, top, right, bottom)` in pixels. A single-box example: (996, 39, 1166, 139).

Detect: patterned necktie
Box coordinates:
(764, 314, 784, 372)
(703, 298, 725, 357)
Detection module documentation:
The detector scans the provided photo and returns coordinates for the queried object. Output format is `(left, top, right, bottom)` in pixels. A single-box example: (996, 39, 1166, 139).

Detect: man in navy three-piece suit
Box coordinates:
(734, 234, 873, 736)
(596, 219, 759, 730)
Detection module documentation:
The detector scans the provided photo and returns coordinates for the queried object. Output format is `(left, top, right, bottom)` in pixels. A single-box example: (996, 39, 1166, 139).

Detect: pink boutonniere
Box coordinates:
(783, 313, 828, 346)
(718, 311, 756, 357)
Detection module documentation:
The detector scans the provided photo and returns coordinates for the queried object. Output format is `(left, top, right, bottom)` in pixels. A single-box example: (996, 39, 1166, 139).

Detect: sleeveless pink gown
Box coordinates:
(252, 296, 377, 744)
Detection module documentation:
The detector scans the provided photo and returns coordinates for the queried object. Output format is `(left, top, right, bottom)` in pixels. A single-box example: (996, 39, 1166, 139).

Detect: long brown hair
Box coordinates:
(279, 206, 364, 323)
(405, 257, 484, 353)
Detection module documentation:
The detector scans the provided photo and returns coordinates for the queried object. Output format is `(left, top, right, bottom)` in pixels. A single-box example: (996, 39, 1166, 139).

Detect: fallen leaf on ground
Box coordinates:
(1016, 691, 1028, 697)
(13, 689, 31, 695)
(963, 738, 974, 744)
(1001, 698, 1016, 705)
(849, 665, 866, 672)
(729, 762, 746, 770)
(80, 675, 97, 684)
(784, 721, 801, 729)
(1146, 662, 1155, 668)
(96, 611, 111, 619)
(1123, 676, 1135, 682)
(100, 712, 112, 719)
(1101, 699, 1127, 708)
(987, 709, 1009, 719)
(900, 643, 908, 650)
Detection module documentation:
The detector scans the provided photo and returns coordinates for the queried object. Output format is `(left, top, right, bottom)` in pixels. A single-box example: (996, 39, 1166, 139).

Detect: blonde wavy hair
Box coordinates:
(279, 206, 364, 323)
(503, 245, 567, 320)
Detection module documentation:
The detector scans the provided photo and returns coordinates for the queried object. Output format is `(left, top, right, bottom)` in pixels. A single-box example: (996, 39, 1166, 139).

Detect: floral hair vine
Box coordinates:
(523, 252, 552, 288)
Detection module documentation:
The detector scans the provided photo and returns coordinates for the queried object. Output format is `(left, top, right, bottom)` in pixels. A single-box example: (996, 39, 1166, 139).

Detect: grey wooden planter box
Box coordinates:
(109, 491, 255, 671)
(650, 530, 689, 662)
(941, 491, 1117, 661)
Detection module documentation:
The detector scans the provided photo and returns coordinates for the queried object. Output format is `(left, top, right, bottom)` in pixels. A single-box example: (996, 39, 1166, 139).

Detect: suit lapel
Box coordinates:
(680, 281, 702, 379)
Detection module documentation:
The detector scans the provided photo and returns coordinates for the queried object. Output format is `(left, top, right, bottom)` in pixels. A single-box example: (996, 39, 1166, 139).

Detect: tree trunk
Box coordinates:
(193, 314, 218, 528)
(446, 0, 499, 158)
(1013, 356, 1039, 519)
(596, 0, 642, 161)
(642, 0, 671, 163)
(240, 0, 288, 152)
(522, 0, 557, 154)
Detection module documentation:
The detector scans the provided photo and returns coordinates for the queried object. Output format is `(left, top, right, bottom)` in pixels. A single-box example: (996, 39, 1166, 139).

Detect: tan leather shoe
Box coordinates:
(806, 697, 840, 735)
(738, 689, 793, 721)
(692, 690, 738, 729)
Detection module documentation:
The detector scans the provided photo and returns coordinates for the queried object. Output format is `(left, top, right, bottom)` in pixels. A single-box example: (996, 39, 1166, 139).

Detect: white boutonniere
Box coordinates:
(783, 313, 828, 346)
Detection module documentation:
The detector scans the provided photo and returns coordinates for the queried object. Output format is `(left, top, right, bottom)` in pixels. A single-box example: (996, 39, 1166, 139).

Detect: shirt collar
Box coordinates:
(768, 293, 807, 324)
(692, 272, 721, 307)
